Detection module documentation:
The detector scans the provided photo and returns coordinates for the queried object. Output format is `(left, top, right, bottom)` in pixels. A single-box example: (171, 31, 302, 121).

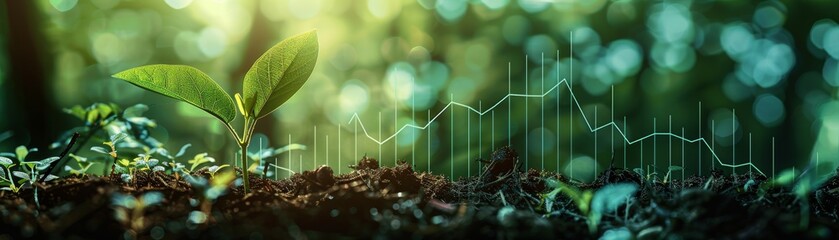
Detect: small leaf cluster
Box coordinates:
(0, 146, 60, 193)
(111, 191, 164, 234)
(247, 140, 306, 178)
(53, 103, 159, 151)
(542, 178, 638, 233)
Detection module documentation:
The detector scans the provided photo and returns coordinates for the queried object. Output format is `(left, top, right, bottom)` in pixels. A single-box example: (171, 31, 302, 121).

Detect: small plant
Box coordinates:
(185, 170, 238, 223)
(47, 103, 162, 178)
(762, 161, 834, 229)
(64, 153, 97, 177)
(0, 156, 21, 193)
(0, 146, 60, 208)
(52, 103, 158, 153)
(542, 178, 637, 233)
(246, 142, 306, 178)
(662, 166, 682, 184)
(113, 30, 319, 194)
(90, 132, 129, 174)
(207, 164, 230, 179)
(187, 153, 217, 173)
(111, 191, 165, 237)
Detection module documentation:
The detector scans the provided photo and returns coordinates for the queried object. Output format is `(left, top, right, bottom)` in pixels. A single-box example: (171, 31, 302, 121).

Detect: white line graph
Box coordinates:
(346, 60, 766, 176)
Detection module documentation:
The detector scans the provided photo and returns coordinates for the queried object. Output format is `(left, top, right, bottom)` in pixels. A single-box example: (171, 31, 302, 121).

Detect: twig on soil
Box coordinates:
(479, 171, 514, 188)
(40, 132, 80, 182)
(547, 208, 587, 220)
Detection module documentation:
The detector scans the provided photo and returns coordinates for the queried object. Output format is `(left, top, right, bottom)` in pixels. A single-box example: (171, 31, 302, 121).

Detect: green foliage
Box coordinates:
(63, 102, 121, 127)
(64, 153, 97, 177)
(112, 30, 319, 194)
(187, 153, 216, 172)
(247, 143, 306, 177)
(156, 143, 191, 161)
(111, 191, 164, 234)
(0, 156, 21, 193)
(0, 131, 11, 143)
(242, 30, 319, 119)
(186, 170, 237, 201)
(0, 146, 60, 208)
(760, 161, 835, 229)
(542, 178, 592, 214)
(113, 65, 236, 123)
(51, 102, 161, 178)
(7, 146, 60, 184)
(542, 178, 637, 234)
(590, 183, 638, 233)
(663, 166, 682, 184)
(207, 164, 230, 179)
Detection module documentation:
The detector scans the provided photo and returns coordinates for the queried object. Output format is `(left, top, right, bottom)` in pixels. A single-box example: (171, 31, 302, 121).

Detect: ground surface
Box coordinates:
(1, 146, 838, 239)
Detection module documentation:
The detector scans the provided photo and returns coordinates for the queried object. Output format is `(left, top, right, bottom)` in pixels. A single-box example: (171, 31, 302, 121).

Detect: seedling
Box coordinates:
(156, 143, 192, 162)
(112, 151, 161, 183)
(764, 161, 834, 229)
(64, 153, 97, 177)
(187, 153, 217, 173)
(52, 103, 157, 152)
(185, 170, 238, 222)
(0, 146, 60, 208)
(662, 166, 682, 184)
(90, 132, 129, 174)
(207, 164, 230, 179)
(246, 143, 306, 178)
(542, 178, 637, 233)
(48, 103, 160, 178)
(0, 156, 21, 193)
(113, 30, 319, 194)
(111, 191, 164, 236)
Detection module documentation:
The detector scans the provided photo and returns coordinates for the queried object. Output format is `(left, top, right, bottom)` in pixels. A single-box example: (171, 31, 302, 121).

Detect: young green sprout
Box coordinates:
(0, 156, 21, 193)
(112, 30, 319, 194)
(91, 132, 129, 175)
(1, 146, 60, 208)
(111, 191, 165, 236)
(246, 143, 306, 178)
(542, 178, 637, 233)
(64, 153, 97, 177)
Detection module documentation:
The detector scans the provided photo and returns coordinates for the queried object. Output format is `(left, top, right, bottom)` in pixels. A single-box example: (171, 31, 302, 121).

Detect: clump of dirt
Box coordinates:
(0, 146, 837, 239)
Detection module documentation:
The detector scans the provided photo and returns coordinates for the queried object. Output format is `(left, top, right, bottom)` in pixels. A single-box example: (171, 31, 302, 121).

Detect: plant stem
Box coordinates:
(238, 117, 257, 194)
(240, 143, 249, 194)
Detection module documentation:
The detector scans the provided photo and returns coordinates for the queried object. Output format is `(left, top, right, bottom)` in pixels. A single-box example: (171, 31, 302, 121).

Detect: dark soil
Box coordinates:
(1, 146, 838, 239)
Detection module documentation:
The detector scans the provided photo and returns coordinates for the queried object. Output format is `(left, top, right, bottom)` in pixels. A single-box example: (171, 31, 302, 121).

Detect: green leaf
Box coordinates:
(13, 171, 30, 181)
(0, 156, 12, 166)
(63, 105, 86, 120)
(243, 30, 319, 119)
(774, 169, 796, 186)
(86, 108, 100, 124)
(591, 183, 638, 215)
(110, 132, 128, 143)
(15, 146, 28, 161)
(112, 65, 236, 123)
(95, 103, 115, 120)
(123, 104, 149, 118)
(590, 183, 638, 233)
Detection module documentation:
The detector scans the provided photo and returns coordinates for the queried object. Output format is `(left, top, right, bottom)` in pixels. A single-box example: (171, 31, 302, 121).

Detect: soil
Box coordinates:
(1, 146, 838, 239)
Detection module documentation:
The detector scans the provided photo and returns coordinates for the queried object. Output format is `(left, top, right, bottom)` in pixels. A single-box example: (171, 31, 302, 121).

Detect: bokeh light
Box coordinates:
(2, 0, 837, 180)
(753, 94, 785, 127)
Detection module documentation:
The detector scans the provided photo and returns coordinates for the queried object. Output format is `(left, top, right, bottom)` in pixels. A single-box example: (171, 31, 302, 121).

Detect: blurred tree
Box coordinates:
(2, 0, 61, 148)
